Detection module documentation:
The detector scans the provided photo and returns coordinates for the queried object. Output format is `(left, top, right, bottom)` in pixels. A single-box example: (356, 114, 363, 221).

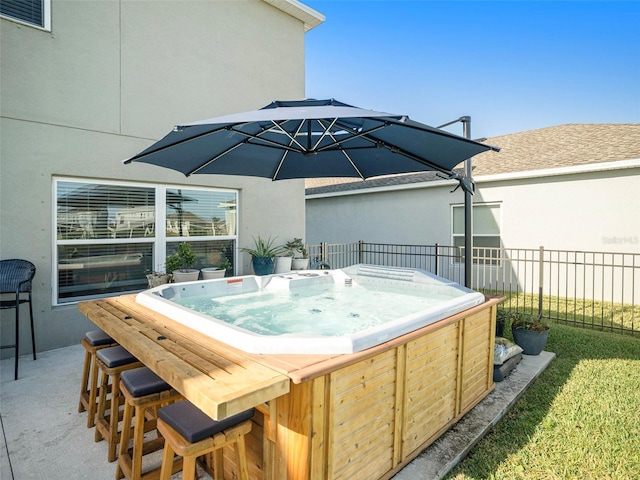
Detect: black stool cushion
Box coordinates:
(158, 400, 254, 443)
(85, 329, 115, 347)
(96, 345, 137, 368)
(121, 367, 172, 397)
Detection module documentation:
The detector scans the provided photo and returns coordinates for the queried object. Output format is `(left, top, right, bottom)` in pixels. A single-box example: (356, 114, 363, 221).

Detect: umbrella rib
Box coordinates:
(310, 118, 339, 151)
(314, 121, 388, 153)
(187, 142, 245, 176)
(125, 123, 248, 163)
(323, 129, 366, 179)
(267, 119, 307, 152)
(227, 124, 304, 153)
(318, 118, 461, 175)
(272, 120, 307, 180)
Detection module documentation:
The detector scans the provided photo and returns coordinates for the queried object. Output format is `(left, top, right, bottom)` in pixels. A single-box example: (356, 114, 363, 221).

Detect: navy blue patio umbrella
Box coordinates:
(124, 99, 497, 190)
(124, 99, 499, 285)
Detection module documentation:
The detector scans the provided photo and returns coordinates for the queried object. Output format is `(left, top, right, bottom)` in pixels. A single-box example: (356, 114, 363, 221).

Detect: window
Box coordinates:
(1, 0, 51, 30)
(452, 203, 501, 264)
(54, 178, 238, 304)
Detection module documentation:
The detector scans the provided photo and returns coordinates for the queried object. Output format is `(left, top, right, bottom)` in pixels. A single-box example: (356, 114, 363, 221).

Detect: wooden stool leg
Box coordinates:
(95, 371, 109, 442)
(236, 436, 250, 480)
(86, 353, 101, 428)
(115, 400, 134, 479)
(131, 404, 146, 480)
(107, 374, 122, 462)
(78, 349, 91, 413)
(159, 441, 175, 480)
(213, 449, 224, 479)
(182, 454, 197, 480)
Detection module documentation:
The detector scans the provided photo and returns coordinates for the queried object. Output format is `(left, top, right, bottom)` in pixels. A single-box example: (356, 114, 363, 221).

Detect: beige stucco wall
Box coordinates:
(306, 182, 464, 245)
(1, 0, 316, 354)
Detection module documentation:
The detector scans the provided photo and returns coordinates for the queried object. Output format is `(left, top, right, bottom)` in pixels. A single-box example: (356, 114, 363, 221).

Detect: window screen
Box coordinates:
(1, 0, 45, 28)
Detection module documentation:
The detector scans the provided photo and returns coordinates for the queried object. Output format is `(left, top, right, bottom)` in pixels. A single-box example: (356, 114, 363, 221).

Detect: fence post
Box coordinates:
(434, 243, 439, 276)
(538, 245, 544, 318)
(321, 242, 327, 265)
(359, 240, 364, 264)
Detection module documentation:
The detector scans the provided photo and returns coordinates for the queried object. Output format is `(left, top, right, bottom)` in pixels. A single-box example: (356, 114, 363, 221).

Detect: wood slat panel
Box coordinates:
(328, 353, 397, 480)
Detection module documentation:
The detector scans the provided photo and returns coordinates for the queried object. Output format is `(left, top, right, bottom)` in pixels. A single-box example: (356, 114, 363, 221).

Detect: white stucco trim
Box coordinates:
(305, 178, 458, 199)
(262, 0, 325, 31)
(476, 158, 640, 184)
(305, 158, 640, 199)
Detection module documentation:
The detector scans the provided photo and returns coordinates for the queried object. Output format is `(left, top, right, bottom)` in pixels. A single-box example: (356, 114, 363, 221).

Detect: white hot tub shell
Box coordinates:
(135, 264, 485, 355)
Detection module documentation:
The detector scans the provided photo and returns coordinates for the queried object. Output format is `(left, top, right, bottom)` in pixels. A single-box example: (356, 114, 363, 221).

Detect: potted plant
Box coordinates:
(495, 307, 511, 337)
(242, 236, 282, 276)
(145, 269, 170, 288)
(166, 242, 199, 282)
(285, 238, 309, 270)
(201, 257, 232, 279)
(510, 310, 550, 355)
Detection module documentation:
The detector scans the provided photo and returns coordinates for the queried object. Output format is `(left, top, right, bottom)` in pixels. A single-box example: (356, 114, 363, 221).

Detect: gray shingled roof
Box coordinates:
(306, 124, 640, 195)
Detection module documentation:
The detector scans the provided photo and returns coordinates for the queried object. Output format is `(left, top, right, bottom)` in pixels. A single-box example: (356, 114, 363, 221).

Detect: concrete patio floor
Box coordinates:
(1, 345, 554, 480)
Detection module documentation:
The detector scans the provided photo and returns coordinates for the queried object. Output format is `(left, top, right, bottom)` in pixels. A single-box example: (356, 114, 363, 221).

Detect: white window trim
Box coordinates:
(451, 202, 502, 265)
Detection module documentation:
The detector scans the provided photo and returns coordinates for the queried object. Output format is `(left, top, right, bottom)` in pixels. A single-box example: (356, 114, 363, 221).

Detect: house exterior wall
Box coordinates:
(306, 183, 464, 246)
(1, 0, 314, 354)
(306, 162, 640, 253)
(474, 165, 640, 253)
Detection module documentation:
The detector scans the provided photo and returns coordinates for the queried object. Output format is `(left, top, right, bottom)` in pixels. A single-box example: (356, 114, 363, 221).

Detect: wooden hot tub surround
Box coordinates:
(79, 294, 501, 480)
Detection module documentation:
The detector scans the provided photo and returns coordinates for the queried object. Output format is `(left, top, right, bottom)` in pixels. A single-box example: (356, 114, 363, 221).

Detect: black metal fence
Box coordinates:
(308, 241, 639, 336)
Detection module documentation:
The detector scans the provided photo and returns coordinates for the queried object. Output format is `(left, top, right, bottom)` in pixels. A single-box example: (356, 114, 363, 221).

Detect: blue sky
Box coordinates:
(303, 1, 640, 138)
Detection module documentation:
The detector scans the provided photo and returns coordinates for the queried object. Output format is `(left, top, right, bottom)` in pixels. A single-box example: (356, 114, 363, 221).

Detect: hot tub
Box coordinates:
(135, 264, 485, 355)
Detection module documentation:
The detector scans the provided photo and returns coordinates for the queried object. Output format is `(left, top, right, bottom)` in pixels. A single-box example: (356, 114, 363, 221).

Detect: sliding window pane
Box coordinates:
(57, 243, 152, 302)
(166, 189, 236, 237)
(57, 181, 155, 240)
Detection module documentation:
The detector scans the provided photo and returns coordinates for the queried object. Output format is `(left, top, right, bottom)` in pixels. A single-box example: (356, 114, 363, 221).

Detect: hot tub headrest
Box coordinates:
(156, 286, 176, 299)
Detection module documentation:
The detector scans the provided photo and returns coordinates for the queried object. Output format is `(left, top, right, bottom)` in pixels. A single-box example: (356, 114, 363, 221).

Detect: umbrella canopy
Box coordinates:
(124, 99, 498, 190)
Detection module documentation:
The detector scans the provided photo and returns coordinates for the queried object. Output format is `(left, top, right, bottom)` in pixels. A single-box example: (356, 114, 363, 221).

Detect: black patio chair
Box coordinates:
(0, 259, 37, 380)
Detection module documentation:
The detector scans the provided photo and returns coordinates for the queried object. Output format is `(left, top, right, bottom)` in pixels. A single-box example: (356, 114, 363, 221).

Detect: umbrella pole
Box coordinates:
(462, 117, 473, 289)
(438, 116, 474, 289)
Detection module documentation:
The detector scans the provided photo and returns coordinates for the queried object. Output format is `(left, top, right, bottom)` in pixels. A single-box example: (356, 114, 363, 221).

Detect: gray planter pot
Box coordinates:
(274, 256, 293, 274)
(512, 326, 550, 355)
(172, 269, 200, 283)
(291, 258, 309, 270)
(201, 267, 226, 279)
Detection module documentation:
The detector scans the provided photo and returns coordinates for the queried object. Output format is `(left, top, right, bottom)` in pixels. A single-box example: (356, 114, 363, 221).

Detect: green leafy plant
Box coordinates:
(242, 236, 283, 258)
(166, 242, 197, 272)
(284, 238, 308, 259)
(508, 309, 549, 332)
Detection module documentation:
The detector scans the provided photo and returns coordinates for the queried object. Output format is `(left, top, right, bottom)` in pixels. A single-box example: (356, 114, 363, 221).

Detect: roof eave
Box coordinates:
(262, 0, 325, 31)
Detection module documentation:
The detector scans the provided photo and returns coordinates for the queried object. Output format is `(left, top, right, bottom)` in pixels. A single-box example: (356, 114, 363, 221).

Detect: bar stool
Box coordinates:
(115, 366, 182, 480)
(156, 401, 254, 480)
(78, 329, 117, 428)
(94, 345, 142, 462)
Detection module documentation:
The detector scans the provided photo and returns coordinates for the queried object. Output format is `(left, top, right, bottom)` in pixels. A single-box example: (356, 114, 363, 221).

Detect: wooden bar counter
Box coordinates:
(79, 294, 501, 480)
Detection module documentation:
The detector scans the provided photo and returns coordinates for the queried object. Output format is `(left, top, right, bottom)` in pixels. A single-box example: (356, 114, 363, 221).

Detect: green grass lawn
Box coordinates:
(446, 323, 640, 480)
